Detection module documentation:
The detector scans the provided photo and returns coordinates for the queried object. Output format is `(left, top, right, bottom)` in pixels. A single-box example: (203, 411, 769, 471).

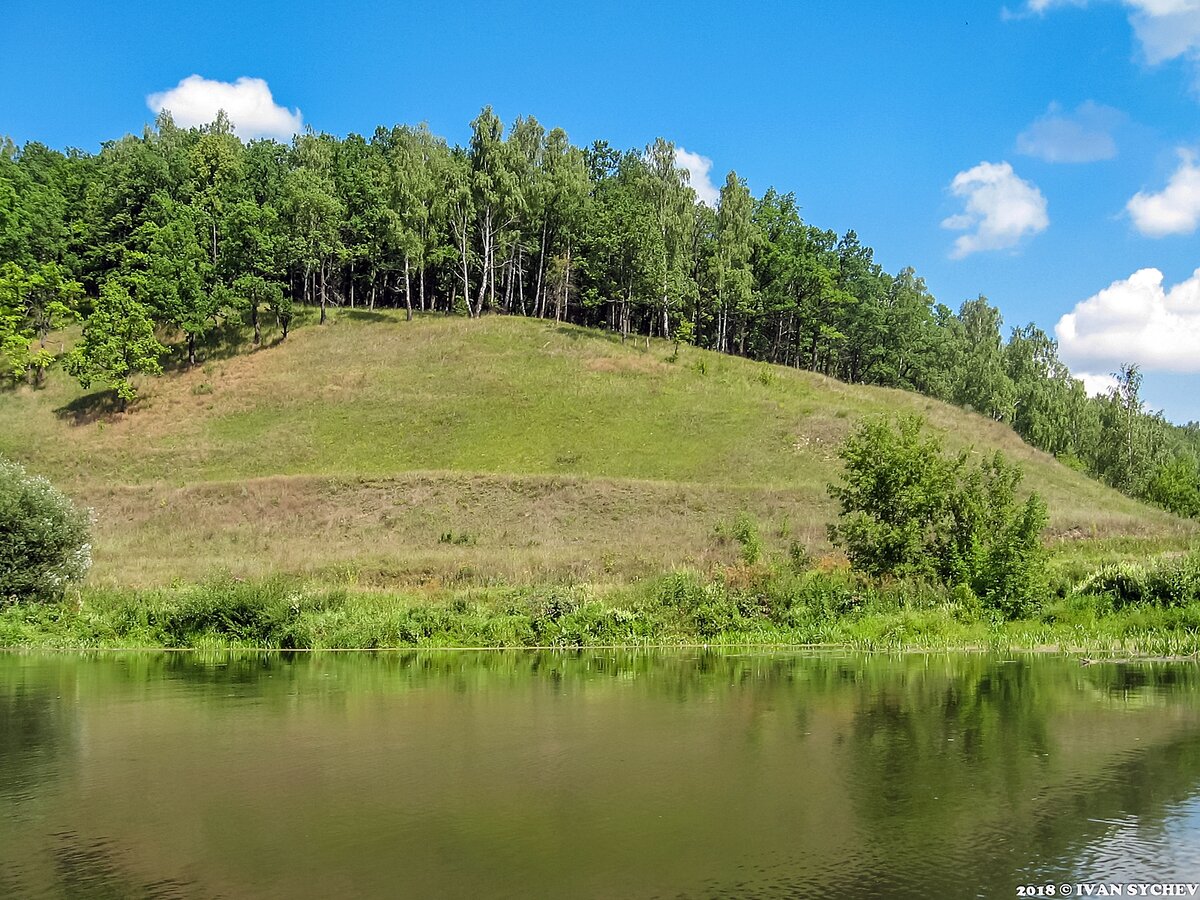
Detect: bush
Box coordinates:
(715, 512, 764, 565)
(1144, 456, 1200, 518)
(1075, 555, 1200, 609)
(0, 456, 92, 605)
(828, 417, 953, 579)
(828, 416, 1047, 618)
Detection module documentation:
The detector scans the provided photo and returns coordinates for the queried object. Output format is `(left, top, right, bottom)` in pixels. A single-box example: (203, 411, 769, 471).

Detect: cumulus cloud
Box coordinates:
(147, 75, 302, 140)
(1075, 371, 1120, 396)
(1025, 1, 1200, 80)
(674, 147, 720, 207)
(1016, 101, 1124, 162)
(941, 161, 1049, 258)
(1126, 150, 1200, 235)
(1126, 0, 1200, 65)
(1056, 267, 1200, 372)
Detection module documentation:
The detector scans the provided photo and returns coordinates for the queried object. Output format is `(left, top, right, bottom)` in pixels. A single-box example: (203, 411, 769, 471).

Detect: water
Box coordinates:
(1, 651, 1199, 898)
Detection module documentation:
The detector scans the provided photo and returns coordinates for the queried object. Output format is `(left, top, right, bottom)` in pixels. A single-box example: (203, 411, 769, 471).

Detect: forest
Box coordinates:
(2, 106, 1199, 518)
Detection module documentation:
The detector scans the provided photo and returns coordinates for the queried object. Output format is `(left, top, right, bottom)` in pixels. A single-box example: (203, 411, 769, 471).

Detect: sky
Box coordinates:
(2, 0, 1200, 421)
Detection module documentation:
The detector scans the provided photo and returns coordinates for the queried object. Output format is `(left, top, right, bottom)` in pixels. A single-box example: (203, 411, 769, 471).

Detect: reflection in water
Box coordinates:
(1026, 791, 1200, 884)
(50, 831, 202, 900)
(0, 651, 1198, 899)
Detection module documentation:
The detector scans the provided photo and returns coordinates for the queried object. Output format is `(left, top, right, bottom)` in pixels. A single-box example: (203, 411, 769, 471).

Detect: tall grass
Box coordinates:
(4, 563, 1199, 655)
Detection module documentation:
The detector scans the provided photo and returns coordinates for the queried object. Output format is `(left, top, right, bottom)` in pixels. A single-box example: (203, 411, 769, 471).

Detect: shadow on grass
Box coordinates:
(158, 321, 251, 374)
(339, 308, 396, 324)
(54, 389, 126, 425)
(0, 367, 62, 394)
(552, 323, 624, 345)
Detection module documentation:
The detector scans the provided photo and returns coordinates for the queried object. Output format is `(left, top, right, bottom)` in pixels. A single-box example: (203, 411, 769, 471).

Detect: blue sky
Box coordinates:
(3, 0, 1199, 421)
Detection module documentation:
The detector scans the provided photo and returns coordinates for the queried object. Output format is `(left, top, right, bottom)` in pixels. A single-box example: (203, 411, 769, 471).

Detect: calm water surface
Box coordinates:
(2, 651, 1199, 898)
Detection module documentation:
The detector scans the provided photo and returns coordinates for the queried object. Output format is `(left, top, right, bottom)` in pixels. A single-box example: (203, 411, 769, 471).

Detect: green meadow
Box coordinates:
(1, 311, 1189, 592)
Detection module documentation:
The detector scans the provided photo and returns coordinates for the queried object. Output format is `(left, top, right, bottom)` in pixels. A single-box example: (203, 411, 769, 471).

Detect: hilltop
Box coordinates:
(0, 311, 1190, 589)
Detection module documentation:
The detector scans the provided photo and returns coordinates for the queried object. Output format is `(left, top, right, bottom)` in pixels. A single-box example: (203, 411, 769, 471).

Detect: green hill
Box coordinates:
(1, 311, 1191, 588)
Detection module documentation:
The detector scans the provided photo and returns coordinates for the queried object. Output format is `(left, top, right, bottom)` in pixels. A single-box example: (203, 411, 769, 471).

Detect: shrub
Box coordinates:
(1144, 456, 1200, 519)
(0, 456, 92, 605)
(716, 512, 764, 565)
(1075, 555, 1200, 609)
(787, 541, 813, 573)
(828, 416, 1047, 618)
(828, 416, 952, 580)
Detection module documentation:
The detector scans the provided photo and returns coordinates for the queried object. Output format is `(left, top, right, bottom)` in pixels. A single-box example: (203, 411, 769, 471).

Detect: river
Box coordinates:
(2, 651, 1199, 898)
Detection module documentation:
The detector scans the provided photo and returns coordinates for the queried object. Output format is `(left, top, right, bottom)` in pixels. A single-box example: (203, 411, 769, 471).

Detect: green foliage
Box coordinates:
(3, 562, 1200, 654)
(715, 512, 764, 565)
(0, 456, 91, 605)
(787, 541, 813, 573)
(828, 416, 952, 579)
(64, 279, 164, 403)
(1144, 456, 1200, 518)
(937, 452, 1049, 619)
(0, 261, 82, 380)
(829, 416, 1048, 617)
(1074, 554, 1200, 609)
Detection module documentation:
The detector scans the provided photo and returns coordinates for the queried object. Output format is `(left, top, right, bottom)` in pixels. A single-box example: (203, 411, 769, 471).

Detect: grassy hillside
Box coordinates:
(0, 310, 1192, 588)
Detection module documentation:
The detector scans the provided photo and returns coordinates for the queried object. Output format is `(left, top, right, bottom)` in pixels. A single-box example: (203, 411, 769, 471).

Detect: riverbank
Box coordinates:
(4, 565, 1200, 656)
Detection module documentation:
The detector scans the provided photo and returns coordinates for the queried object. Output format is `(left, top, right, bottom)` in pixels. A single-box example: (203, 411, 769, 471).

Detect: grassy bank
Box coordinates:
(4, 563, 1200, 656)
(5, 312, 1198, 656)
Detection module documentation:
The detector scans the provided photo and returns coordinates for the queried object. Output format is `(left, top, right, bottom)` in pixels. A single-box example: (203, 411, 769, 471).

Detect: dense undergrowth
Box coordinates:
(3, 556, 1199, 655)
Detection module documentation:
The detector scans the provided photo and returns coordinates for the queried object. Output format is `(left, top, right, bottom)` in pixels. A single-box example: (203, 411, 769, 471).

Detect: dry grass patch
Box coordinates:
(78, 471, 833, 588)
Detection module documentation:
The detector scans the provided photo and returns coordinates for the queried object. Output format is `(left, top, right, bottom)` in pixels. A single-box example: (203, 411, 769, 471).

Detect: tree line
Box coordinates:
(1, 107, 1198, 515)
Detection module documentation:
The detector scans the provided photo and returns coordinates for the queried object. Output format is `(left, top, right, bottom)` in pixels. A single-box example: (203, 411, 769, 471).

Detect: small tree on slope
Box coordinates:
(829, 415, 1048, 618)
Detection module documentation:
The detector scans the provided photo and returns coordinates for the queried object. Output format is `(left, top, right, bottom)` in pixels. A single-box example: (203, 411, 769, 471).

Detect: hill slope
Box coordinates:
(1, 311, 1191, 587)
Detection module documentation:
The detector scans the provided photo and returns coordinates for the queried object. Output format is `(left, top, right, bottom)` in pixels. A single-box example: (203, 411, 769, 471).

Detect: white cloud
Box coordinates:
(1025, 1, 1200, 80)
(1016, 101, 1124, 162)
(1127, 0, 1200, 64)
(147, 75, 302, 140)
(1012, 0, 1087, 18)
(1075, 371, 1120, 396)
(1126, 150, 1200, 235)
(1056, 267, 1200, 371)
(674, 147, 720, 207)
(941, 161, 1049, 258)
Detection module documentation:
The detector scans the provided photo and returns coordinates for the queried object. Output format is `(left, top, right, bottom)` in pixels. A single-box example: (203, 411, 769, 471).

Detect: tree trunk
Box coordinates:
(534, 219, 548, 318)
(319, 260, 327, 325)
(621, 276, 632, 343)
(502, 241, 515, 314)
(404, 257, 413, 321)
(453, 218, 473, 318)
(187, 331, 197, 366)
(557, 243, 571, 323)
(518, 246, 527, 316)
(475, 211, 491, 316)
(252, 303, 261, 345)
